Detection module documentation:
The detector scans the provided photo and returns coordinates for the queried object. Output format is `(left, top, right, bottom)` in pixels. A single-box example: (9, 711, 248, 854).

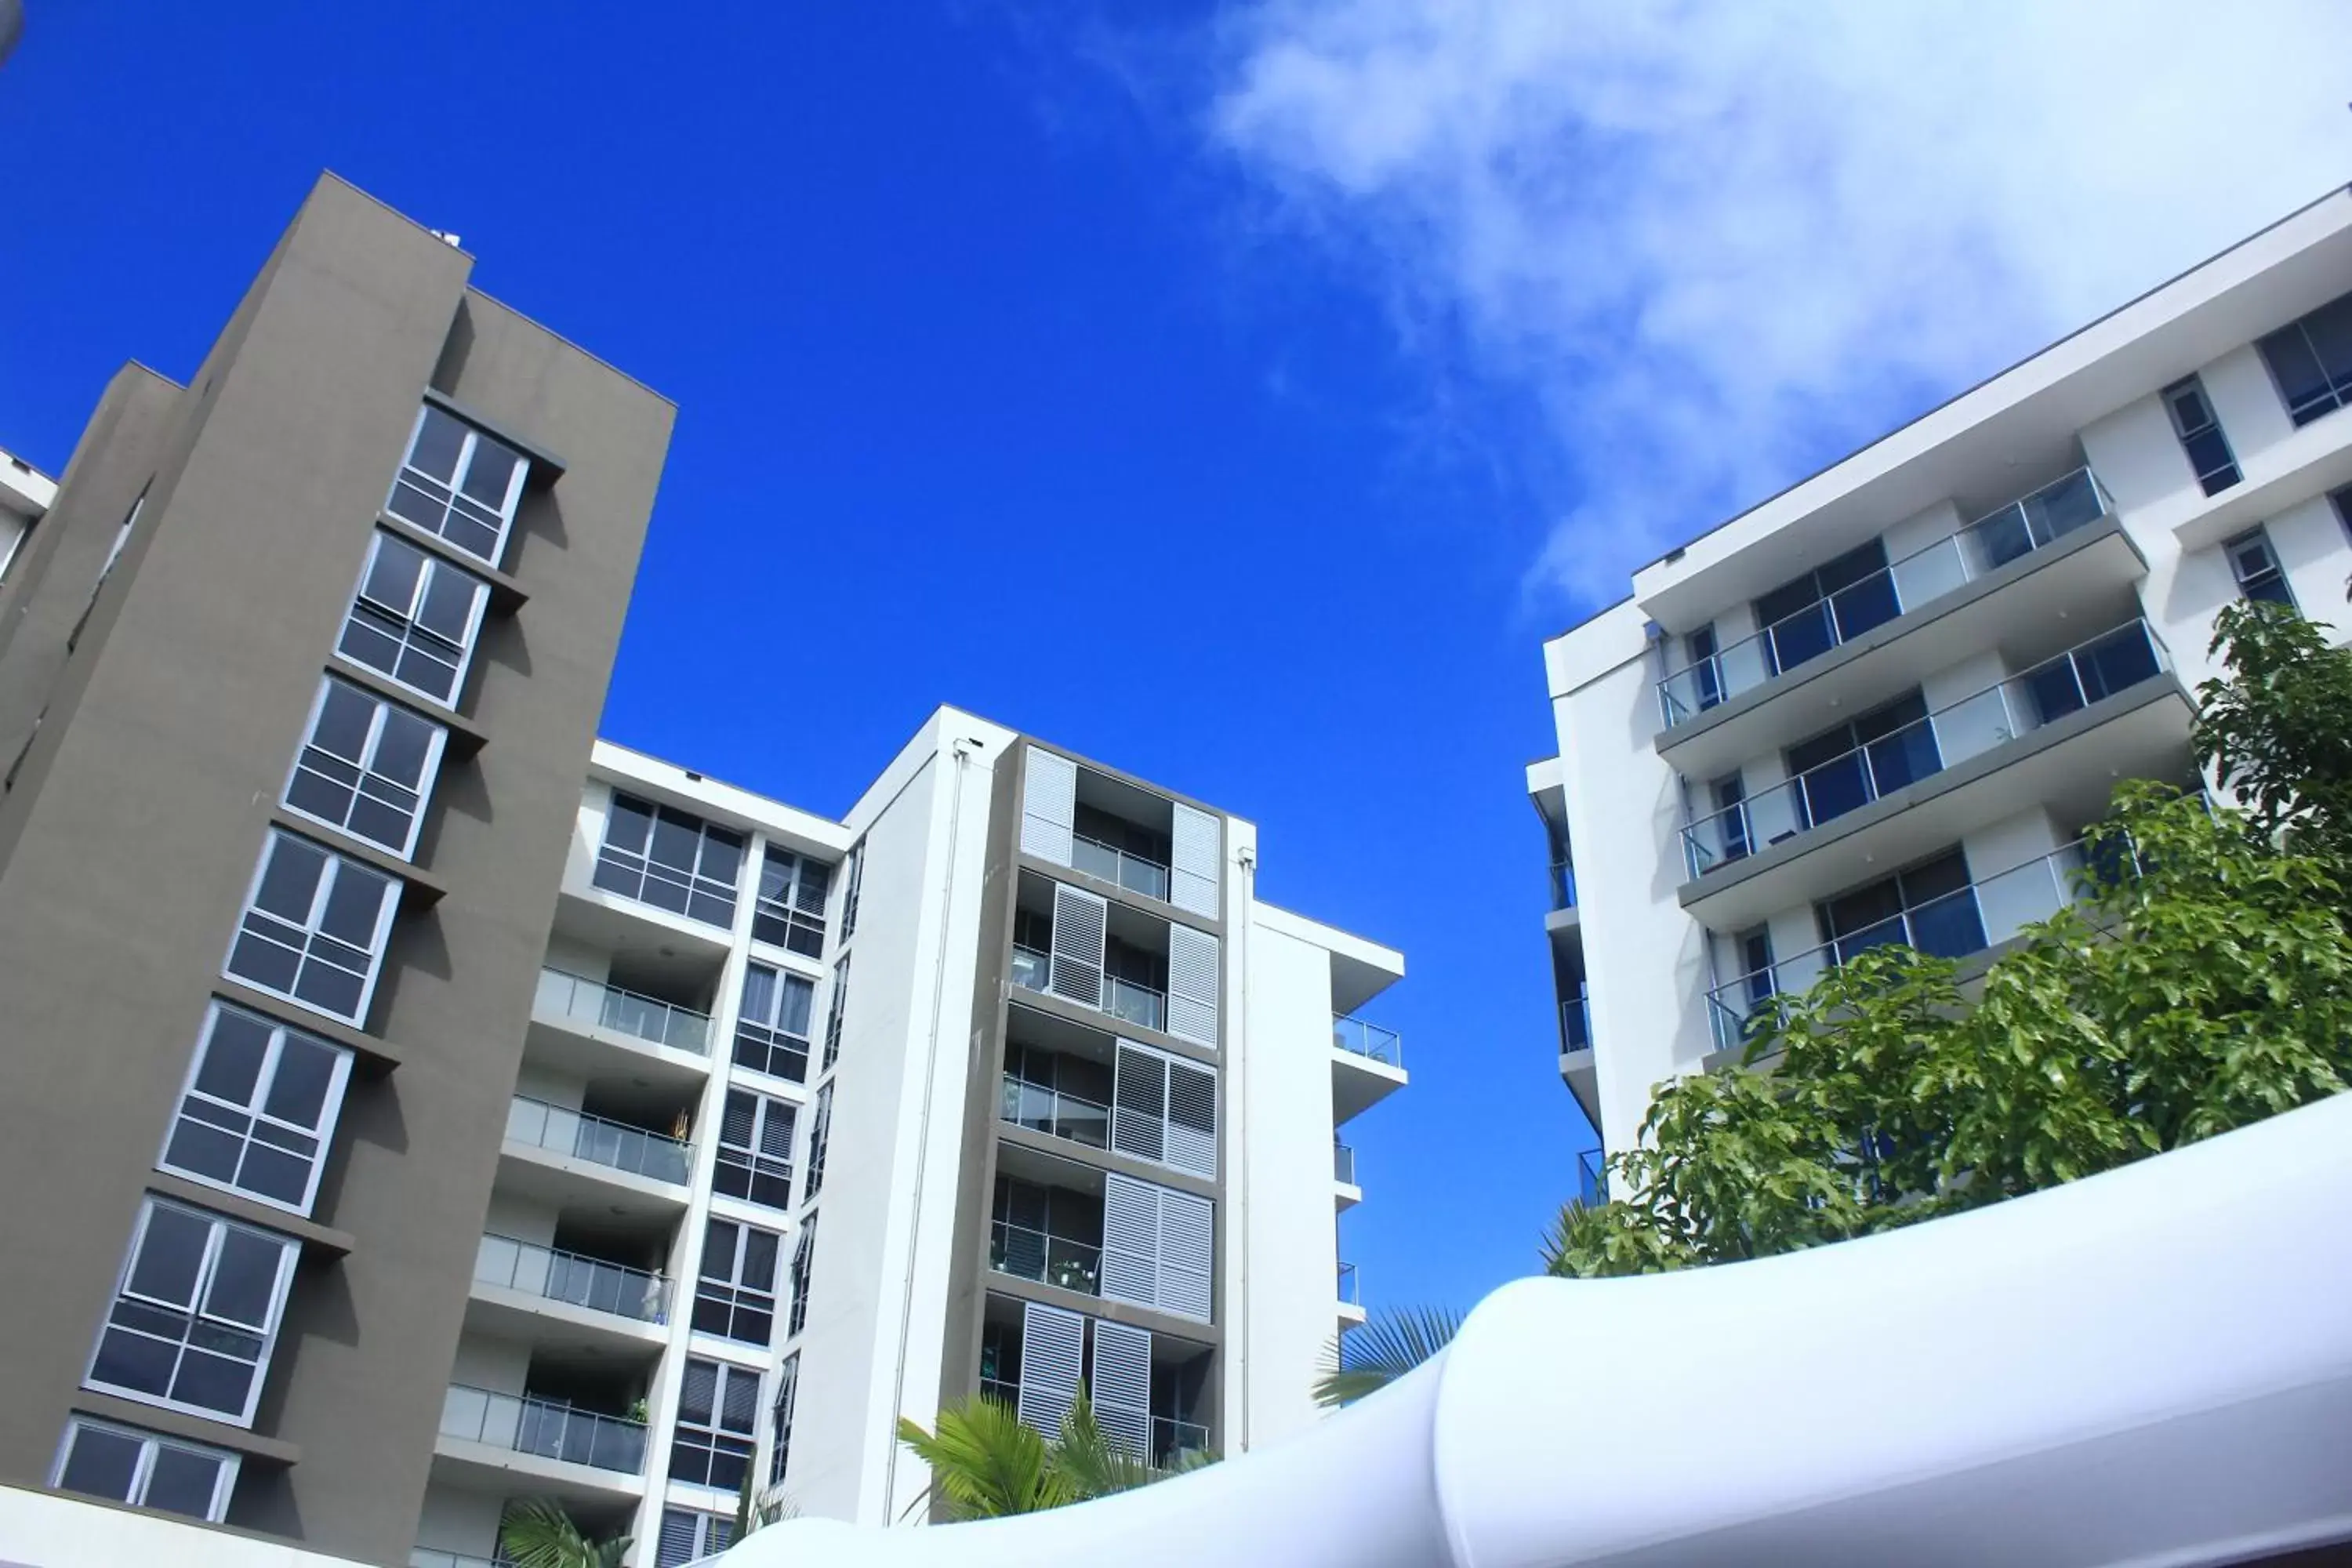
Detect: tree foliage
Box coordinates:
(497, 1499, 630, 1568)
(895, 1385, 1214, 1521)
(1548, 603, 2352, 1279)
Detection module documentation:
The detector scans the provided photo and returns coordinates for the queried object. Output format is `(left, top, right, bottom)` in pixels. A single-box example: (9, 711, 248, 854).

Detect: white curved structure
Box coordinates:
(720, 1091, 2352, 1567)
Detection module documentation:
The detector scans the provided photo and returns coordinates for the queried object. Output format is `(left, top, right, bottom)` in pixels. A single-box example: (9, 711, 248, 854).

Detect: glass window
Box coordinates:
(768, 1352, 800, 1486)
(668, 1359, 760, 1493)
(592, 793, 744, 927)
(786, 1213, 818, 1339)
(1685, 626, 1722, 710)
(1817, 848, 1983, 967)
(1754, 538, 1898, 677)
(692, 1218, 780, 1346)
(2332, 485, 2352, 545)
(657, 1506, 739, 1568)
(336, 532, 489, 708)
(162, 1001, 352, 1215)
(753, 846, 832, 957)
(714, 1089, 795, 1210)
(224, 830, 400, 1025)
(839, 842, 865, 941)
(822, 955, 850, 1073)
(1710, 774, 1749, 863)
(733, 963, 815, 1083)
(2256, 290, 2352, 426)
(88, 1200, 299, 1425)
(1786, 691, 1938, 830)
(384, 405, 528, 566)
(801, 1083, 833, 1205)
(284, 677, 448, 859)
(53, 1417, 239, 1522)
(2161, 376, 2241, 495)
(2226, 526, 2296, 609)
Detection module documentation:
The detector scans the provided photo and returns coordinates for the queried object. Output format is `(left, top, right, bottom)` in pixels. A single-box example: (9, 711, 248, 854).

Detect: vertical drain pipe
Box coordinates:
(1232, 842, 1257, 1456)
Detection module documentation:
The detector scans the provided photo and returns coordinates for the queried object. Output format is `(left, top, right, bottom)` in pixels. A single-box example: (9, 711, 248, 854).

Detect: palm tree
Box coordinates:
(497, 1498, 630, 1568)
(895, 1385, 1216, 1520)
(1312, 1305, 1465, 1407)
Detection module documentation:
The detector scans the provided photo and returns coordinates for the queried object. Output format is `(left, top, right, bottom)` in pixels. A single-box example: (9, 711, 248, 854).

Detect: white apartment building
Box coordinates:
(1535, 185, 2352, 1163)
(0, 444, 54, 585)
(415, 713, 1406, 1568)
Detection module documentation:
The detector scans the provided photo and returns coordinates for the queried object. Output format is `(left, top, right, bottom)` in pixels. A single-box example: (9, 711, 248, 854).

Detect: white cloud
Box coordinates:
(1205, 0, 2352, 605)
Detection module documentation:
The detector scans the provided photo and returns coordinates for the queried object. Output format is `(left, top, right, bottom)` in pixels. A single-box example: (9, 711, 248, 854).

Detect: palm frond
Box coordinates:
(1312, 1304, 1465, 1408)
(498, 1498, 630, 1568)
(895, 1394, 1074, 1519)
(1047, 1385, 1159, 1501)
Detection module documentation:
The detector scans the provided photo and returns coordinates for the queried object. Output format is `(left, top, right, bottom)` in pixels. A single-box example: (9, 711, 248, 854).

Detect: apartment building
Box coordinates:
(0, 176, 1406, 1568)
(1536, 184, 2352, 1161)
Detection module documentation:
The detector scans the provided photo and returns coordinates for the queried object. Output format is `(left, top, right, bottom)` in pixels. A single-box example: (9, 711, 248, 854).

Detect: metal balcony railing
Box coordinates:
(1332, 1014, 1403, 1068)
(989, 1220, 1103, 1296)
(535, 967, 711, 1055)
(505, 1094, 692, 1186)
(408, 1551, 502, 1568)
(1153, 1415, 1212, 1468)
(1657, 467, 2113, 727)
(1705, 837, 2131, 1053)
(1548, 859, 1577, 911)
(474, 1234, 669, 1325)
(1105, 975, 1166, 1033)
(1333, 1141, 1357, 1185)
(1562, 996, 1592, 1053)
(1000, 1074, 1111, 1151)
(1679, 620, 2169, 879)
(1337, 1261, 1360, 1305)
(1071, 833, 1173, 902)
(439, 1385, 646, 1475)
(1011, 945, 1051, 993)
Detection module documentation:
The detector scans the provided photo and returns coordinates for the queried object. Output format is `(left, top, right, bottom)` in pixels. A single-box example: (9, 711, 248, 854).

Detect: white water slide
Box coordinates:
(722, 1092, 2352, 1568)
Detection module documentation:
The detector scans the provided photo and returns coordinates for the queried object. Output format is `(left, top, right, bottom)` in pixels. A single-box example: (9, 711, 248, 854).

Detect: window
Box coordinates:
(1708, 774, 1750, 866)
(693, 1218, 780, 1346)
(336, 532, 488, 707)
(162, 1002, 353, 1215)
(714, 1090, 796, 1210)
(593, 793, 744, 927)
(657, 1507, 738, 1568)
(668, 1359, 760, 1493)
(1684, 626, 1722, 710)
(88, 1199, 299, 1425)
(2225, 526, 2296, 609)
(1753, 538, 1899, 676)
(2018, 622, 2164, 727)
(2161, 376, 2241, 495)
(1736, 927, 1776, 1009)
(384, 405, 528, 566)
(801, 1083, 833, 1203)
(2256, 289, 2352, 426)
(733, 963, 815, 1083)
(753, 846, 831, 956)
(53, 1417, 238, 1522)
(1785, 690, 1939, 831)
(224, 831, 400, 1025)
(768, 1352, 800, 1486)
(786, 1214, 818, 1339)
(283, 677, 448, 858)
(1817, 848, 1982, 968)
(822, 955, 850, 1073)
(839, 842, 865, 941)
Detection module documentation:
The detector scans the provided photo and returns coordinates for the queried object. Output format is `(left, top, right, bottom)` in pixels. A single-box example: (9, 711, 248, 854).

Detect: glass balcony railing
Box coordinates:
(1072, 834, 1172, 902)
(1332, 1014, 1403, 1068)
(1333, 1141, 1357, 1185)
(1705, 837, 2131, 1053)
(408, 1552, 500, 1568)
(1011, 943, 1168, 1033)
(474, 1233, 669, 1324)
(1577, 1148, 1606, 1207)
(1011, 944, 1051, 993)
(1657, 468, 2114, 728)
(1561, 996, 1592, 1053)
(439, 1385, 646, 1475)
(1000, 1074, 1111, 1151)
(535, 967, 710, 1055)
(504, 1094, 692, 1186)
(990, 1219, 1103, 1296)
(1679, 620, 2169, 880)
(1337, 1261, 1360, 1305)
(1152, 1415, 1211, 1468)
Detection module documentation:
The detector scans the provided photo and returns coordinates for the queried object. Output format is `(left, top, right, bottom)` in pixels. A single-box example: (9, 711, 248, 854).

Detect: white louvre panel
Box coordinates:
(1021, 748, 1077, 866)
(1169, 802, 1221, 916)
(1163, 1058, 1218, 1180)
(1017, 1301, 1085, 1440)
(1048, 884, 1106, 1009)
(1090, 1320, 1153, 1462)
(1164, 924, 1220, 1047)
(1098, 1173, 1160, 1311)
(1158, 1189, 1216, 1323)
(1110, 1041, 1166, 1166)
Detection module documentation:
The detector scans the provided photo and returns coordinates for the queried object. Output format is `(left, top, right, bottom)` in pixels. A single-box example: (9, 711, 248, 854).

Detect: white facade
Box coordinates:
(1538, 186, 2352, 1158)
(0, 444, 54, 586)
(413, 708, 1405, 1566)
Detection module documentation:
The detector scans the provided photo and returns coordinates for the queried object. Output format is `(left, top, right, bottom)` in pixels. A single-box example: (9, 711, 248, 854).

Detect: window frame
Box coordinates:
(732, 961, 815, 1085)
(281, 676, 449, 861)
(667, 1358, 761, 1495)
(768, 1351, 800, 1486)
(2256, 292, 2352, 427)
(692, 1218, 781, 1347)
(223, 829, 401, 1026)
(85, 1199, 300, 1427)
(821, 954, 850, 1073)
(839, 841, 865, 942)
(52, 1416, 240, 1523)
(384, 405, 529, 568)
(751, 844, 832, 958)
(335, 530, 492, 710)
(2224, 524, 2297, 610)
(592, 792, 745, 929)
(786, 1212, 818, 1340)
(159, 1000, 354, 1217)
(2160, 374, 2241, 495)
(656, 1505, 739, 1568)
(801, 1082, 833, 1204)
(713, 1087, 797, 1210)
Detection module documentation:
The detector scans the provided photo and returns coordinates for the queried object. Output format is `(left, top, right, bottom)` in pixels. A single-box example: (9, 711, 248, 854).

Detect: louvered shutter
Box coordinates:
(656, 1508, 699, 1568)
(704, 1518, 736, 1556)
(1110, 1041, 1166, 1165)
(721, 1091, 757, 1152)
(1170, 802, 1221, 916)
(1089, 1320, 1153, 1462)
(1021, 749, 1076, 866)
(1099, 1172, 1160, 1310)
(759, 1098, 795, 1161)
(1157, 1189, 1214, 1322)
(1016, 1301, 1084, 1439)
(1163, 1058, 1218, 1179)
(720, 1364, 761, 1434)
(1048, 884, 1106, 1008)
(678, 1359, 717, 1425)
(1164, 924, 1220, 1047)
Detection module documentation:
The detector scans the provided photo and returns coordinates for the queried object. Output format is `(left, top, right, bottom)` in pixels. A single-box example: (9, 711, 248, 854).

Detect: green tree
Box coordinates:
(497, 1499, 630, 1568)
(895, 1385, 1214, 1521)
(2194, 600, 2352, 869)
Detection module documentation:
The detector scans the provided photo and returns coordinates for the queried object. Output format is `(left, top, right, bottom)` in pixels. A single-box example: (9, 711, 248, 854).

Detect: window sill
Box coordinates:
(145, 1171, 355, 1258)
(375, 510, 529, 612)
(69, 1392, 301, 1467)
(325, 655, 489, 757)
(269, 808, 451, 906)
(212, 979, 405, 1072)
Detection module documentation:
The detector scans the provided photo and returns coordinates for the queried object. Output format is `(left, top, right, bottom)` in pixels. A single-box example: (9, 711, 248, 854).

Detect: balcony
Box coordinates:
(434, 1385, 646, 1501)
(1153, 1416, 1211, 1469)
(1559, 997, 1599, 1131)
(1334, 1141, 1360, 1211)
(1547, 860, 1577, 913)
(991, 1219, 1104, 1297)
(1704, 837, 2117, 1054)
(1652, 470, 2144, 779)
(467, 1234, 669, 1353)
(1000, 1071, 1111, 1153)
(1676, 622, 2192, 931)
(1337, 1261, 1364, 1326)
(499, 1096, 692, 1219)
(528, 967, 712, 1092)
(1332, 1013, 1407, 1124)
(1332, 1014, 1402, 1067)
(1072, 833, 1172, 903)
(1577, 1148, 1606, 1207)
(1010, 943, 1169, 1033)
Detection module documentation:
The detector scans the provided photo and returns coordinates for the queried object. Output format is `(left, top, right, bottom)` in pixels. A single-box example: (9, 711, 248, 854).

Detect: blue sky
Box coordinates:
(5, 2, 2350, 1316)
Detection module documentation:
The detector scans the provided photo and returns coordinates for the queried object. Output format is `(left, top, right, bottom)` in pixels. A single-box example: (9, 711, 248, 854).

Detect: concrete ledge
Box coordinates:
(67, 1393, 302, 1468)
